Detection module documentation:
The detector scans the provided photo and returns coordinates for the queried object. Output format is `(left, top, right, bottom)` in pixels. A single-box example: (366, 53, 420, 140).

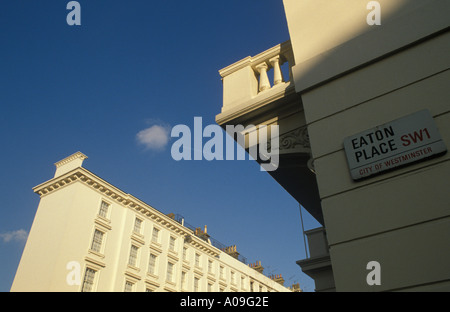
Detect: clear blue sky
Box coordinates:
(0, 0, 321, 292)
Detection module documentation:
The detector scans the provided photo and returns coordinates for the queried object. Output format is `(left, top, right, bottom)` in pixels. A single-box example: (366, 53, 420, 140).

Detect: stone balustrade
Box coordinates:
(218, 40, 295, 115)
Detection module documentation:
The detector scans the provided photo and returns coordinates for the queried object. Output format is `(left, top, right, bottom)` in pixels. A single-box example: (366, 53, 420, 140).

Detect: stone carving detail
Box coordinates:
(267, 126, 310, 151)
(280, 126, 310, 150)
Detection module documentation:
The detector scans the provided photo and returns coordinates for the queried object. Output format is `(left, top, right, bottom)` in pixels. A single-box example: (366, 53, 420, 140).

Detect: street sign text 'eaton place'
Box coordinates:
(344, 110, 447, 180)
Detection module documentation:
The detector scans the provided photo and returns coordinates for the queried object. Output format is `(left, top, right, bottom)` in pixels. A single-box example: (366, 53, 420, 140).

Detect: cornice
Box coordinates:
(124, 270, 141, 281)
(186, 238, 219, 258)
(215, 82, 298, 126)
(84, 256, 106, 269)
(33, 167, 220, 257)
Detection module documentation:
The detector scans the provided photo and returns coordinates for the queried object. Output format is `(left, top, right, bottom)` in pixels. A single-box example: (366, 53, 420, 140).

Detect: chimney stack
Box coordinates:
(222, 245, 240, 259)
(270, 274, 285, 286)
(248, 261, 264, 274)
(54, 152, 88, 178)
(195, 226, 210, 242)
(290, 283, 302, 292)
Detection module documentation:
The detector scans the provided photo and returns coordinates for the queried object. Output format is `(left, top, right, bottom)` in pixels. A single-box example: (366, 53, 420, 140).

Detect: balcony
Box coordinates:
(216, 41, 323, 225)
(296, 227, 335, 292)
(217, 40, 296, 124)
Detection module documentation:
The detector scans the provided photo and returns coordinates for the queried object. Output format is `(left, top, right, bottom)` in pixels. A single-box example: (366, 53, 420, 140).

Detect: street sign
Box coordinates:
(343, 110, 447, 180)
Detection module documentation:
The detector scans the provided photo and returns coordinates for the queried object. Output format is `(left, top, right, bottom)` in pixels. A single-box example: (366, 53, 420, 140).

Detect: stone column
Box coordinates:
(255, 63, 271, 92)
(269, 56, 283, 85)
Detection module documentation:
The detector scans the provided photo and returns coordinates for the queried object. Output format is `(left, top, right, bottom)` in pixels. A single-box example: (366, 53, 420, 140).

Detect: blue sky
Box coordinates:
(0, 0, 321, 292)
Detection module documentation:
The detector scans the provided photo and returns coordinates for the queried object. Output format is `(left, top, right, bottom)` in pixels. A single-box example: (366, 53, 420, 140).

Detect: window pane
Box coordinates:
(195, 254, 200, 267)
(91, 230, 104, 253)
(152, 228, 159, 243)
(148, 253, 157, 274)
(134, 218, 142, 234)
(167, 262, 174, 282)
(81, 268, 96, 292)
(124, 281, 134, 292)
(208, 260, 213, 273)
(128, 245, 138, 266)
(181, 271, 186, 289)
(169, 236, 175, 250)
(194, 277, 199, 292)
(99, 201, 109, 218)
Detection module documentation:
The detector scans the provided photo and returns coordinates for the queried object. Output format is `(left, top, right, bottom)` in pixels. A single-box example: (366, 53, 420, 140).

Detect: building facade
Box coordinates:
(11, 152, 292, 292)
(216, 0, 449, 291)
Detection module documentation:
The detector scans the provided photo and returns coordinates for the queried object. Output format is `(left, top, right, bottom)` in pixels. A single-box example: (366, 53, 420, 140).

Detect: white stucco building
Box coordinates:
(11, 152, 293, 292)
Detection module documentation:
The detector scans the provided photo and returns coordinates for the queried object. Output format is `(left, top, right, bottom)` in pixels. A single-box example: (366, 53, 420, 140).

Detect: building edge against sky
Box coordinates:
(216, 0, 450, 291)
(11, 152, 294, 292)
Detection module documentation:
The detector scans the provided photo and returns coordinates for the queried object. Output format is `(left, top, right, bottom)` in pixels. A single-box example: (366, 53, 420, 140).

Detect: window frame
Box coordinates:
(124, 280, 134, 292)
(169, 236, 176, 252)
(98, 200, 110, 220)
(151, 227, 160, 244)
(90, 228, 105, 254)
(166, 261, 175, 283)
(128, 244, 139, 267)
(81, 267, 97, 292)
(133, 217, 143, 235)
(147, 252, 158, 276)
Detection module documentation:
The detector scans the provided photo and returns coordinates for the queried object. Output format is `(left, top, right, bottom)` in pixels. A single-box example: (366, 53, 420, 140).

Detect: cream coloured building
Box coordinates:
(11, 152, 293, 292)
(216, 0, 449, 291)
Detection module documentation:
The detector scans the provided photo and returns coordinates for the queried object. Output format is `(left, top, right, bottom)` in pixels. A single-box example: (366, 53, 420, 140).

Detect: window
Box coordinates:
(124, 281, 134, 292)
(181, 271, 187, 289)
(194, 277, 199, 292)
(166, 262, 174, 283)
(195, 253, 200, 267)
(183, 247, 187, 260)
(208, 260, 213, 273)
(231, 271, 236, 284)
(133, 218, 142, 234)
(81, 268, 96, 292)
(207, 283, 213, 292)
(169, 236, 176, 251)
(250, 281, 254, 292)
(128, 245, 139, 267)
(151, 228, 159, 243)
(90, 229, 104, 253)
(220, 266, 225, 279)
(148, 253, 157, 275)
(241, 276, 245, 289)
(98, 201, 109, 218)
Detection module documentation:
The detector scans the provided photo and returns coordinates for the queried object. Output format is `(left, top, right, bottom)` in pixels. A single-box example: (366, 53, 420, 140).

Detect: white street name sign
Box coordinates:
(344, 110, 447, 180)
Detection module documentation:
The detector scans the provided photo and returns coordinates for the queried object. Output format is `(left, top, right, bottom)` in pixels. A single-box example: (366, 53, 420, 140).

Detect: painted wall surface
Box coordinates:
(284, 0, 450, 291)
